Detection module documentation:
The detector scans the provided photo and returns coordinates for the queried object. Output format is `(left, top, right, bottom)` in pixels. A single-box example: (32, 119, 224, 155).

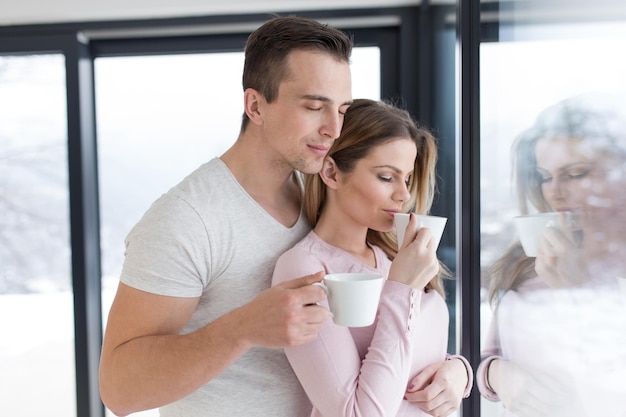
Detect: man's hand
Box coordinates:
(237, 271, 329, 348)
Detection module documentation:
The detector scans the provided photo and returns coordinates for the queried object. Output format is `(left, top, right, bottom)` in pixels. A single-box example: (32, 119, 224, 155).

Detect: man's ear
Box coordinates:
(319, 157, 340, 189)
(243, 88, 264, 126)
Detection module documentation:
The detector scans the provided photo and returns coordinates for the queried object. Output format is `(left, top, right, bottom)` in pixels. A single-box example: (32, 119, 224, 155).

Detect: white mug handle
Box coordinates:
(311, 282, 333, 318)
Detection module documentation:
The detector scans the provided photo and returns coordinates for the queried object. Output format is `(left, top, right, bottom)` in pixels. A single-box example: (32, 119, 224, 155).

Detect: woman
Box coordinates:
(477, 93, 626, 417)
(272, 99, 472, 417)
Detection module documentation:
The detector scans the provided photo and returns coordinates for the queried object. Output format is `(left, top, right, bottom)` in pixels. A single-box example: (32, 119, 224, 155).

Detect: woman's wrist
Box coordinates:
(446, 354, 474, 398)
(485, 357, 498, 393)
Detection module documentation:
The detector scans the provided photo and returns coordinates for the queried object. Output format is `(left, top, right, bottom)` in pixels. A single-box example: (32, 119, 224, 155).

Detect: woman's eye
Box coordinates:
(566, 171, 590, 180)
(307, 107, 322, 112)
(378, 175, 393, 182)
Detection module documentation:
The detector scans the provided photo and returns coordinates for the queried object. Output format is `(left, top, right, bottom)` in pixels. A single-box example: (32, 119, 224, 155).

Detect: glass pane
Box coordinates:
(479, 7, 626, 417)
(96, 46, 380, 417)
(0, 54, 75, 417)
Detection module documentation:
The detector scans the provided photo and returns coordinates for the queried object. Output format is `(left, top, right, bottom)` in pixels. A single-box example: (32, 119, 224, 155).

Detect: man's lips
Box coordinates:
(308, 144, 330, 156)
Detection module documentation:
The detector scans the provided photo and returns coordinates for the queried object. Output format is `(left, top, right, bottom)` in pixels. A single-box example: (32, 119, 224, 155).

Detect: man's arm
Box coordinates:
(99, 273, 327, 416)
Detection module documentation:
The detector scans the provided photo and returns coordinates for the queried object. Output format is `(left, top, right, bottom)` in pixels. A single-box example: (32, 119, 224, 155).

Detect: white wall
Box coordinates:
(0, 0, 420, 26)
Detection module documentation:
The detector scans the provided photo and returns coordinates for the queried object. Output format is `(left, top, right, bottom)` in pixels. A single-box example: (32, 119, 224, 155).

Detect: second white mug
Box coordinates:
(394, 213, 447, 251)
(513, 212, 560, 257)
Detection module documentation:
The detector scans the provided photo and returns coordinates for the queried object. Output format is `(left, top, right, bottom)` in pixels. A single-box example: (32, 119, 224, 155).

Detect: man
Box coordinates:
(99, 16, 353, 417)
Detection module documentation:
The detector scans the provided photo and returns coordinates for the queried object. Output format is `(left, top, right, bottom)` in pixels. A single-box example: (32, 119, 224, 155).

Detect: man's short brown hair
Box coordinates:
(240, 15, 353, 131)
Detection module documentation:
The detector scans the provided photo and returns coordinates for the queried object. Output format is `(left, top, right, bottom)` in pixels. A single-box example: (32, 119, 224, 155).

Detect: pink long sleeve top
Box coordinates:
(476, 276, 550, 403)
(272, 231, 469, 417)
(477, 275, 626, 416)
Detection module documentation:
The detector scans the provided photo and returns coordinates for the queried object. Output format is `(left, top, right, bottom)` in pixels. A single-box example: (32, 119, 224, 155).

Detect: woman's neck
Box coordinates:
(314, 215, 376, 267)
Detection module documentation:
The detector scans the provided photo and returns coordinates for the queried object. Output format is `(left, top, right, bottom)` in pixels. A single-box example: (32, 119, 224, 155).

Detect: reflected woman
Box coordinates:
(477, 93, 626, 417)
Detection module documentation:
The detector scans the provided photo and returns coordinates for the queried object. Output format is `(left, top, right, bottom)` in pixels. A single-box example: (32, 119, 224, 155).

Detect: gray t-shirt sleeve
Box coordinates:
(121, 193, 211, 298)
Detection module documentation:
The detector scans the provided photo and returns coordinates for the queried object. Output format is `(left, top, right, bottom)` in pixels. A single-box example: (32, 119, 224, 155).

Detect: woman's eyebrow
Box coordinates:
(558, 162, 595, 171)
(373, 165, 408, 174)
(537, 161, 594, 172)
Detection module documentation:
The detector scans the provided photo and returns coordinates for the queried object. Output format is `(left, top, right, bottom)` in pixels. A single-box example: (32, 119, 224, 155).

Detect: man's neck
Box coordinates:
(220, 137, 302, 227)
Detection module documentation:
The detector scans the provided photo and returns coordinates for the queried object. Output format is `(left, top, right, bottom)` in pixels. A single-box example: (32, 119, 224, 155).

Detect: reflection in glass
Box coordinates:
(0, 54, 76, 417)
(479, 18, 626, 417)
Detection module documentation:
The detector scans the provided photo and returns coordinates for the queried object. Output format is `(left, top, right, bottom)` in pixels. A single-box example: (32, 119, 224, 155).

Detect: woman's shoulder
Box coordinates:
(272, 231, 326, 285)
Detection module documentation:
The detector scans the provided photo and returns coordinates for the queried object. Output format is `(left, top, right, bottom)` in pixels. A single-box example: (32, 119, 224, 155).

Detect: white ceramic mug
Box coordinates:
(313, 272, 384, 327)
(513, 212, 560, 257)
(394, 213, 447, 251)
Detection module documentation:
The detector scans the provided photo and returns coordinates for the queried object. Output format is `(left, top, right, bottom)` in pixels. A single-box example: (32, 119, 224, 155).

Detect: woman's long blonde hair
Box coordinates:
(303, 98, 447, 296)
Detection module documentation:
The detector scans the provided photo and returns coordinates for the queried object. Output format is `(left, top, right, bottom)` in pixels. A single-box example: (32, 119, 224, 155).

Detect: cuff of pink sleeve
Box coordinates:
(476, 355, 502, 401)
(446, 354, 474, 398)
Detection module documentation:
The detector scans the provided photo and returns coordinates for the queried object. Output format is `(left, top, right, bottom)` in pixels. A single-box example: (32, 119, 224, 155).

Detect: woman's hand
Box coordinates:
(389, 213, 439, 289)
(535, 213, 588, 288)
(404, 359, 467, 417)
(488, 358, 583, 417)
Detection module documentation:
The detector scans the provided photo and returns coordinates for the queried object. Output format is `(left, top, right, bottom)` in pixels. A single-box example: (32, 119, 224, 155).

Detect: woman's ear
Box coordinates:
(319, 156, 340, 189)
(243, 88, 264, 126)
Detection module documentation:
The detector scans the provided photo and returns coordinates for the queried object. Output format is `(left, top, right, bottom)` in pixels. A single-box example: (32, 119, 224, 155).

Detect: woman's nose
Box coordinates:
(394, 182, 411, 202)
(546, 176, 567, 201)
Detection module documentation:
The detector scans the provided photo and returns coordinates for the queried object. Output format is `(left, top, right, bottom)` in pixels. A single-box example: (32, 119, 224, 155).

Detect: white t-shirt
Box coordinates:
(121, 157, 312, 417)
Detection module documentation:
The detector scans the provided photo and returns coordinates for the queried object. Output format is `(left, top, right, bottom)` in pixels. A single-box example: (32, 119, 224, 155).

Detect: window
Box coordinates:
(0, 54, 76, 417)
(478, 17, 626, 417)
